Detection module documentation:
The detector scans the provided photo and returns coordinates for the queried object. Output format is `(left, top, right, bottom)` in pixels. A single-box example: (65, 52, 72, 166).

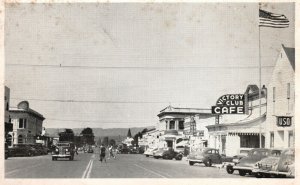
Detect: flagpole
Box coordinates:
(258, 3, 262, 149)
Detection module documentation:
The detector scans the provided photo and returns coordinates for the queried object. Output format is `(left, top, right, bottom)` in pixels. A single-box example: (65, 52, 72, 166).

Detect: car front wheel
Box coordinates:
(226, 165, 234, 174)
(239, 170, 246, 176)
(189, 161, 194, 166)
(204, 159, 212, 167)
(175, 155, 182, 160)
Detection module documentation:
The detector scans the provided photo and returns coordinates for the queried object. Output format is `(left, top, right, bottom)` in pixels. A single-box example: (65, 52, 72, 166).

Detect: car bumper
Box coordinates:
(52, 154, 71, 158)
(188, 159, 203, 163)
(252, 169, 294, 177)
(233, 166, 253, 171)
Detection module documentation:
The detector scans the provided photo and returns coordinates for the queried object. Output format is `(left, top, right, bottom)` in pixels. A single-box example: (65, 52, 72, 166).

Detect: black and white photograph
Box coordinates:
(2, 0, 297, 181)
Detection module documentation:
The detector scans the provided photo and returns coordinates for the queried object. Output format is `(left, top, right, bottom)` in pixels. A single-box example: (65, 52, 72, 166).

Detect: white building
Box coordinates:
(9, 101, 45, 145)
(139, 128, 161, 149)
(157, 106, 213, 149)
(264, 45, 295, 149)
(207, 85, 267, 156)
(184, 114, 216, 149)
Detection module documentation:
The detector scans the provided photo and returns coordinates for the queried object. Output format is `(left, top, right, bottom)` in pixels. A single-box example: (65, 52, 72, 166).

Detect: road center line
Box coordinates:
(134, 164, 167, 178)
(86, 160, 94, 178)
(82, 154, 95, 178)
(82, 159, 92, 178)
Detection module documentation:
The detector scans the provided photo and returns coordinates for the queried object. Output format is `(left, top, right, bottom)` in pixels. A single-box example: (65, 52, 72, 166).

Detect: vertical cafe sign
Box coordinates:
(212, 94, 246, 114)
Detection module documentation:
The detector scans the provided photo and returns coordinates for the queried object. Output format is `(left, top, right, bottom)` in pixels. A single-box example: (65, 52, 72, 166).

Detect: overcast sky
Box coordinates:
(5, 3, 294, 128)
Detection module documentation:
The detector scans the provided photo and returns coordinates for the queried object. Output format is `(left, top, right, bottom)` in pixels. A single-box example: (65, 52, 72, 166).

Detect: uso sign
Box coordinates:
(277, 117, 292, 127)
(212, 94, 245, 114)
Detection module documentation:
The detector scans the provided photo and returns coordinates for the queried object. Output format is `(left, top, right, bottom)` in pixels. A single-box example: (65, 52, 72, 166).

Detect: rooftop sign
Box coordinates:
(212, 94, 246, 114)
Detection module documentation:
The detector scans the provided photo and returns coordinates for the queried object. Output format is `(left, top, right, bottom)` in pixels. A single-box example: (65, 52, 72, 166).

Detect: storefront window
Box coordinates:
(240, 135, 259, 148)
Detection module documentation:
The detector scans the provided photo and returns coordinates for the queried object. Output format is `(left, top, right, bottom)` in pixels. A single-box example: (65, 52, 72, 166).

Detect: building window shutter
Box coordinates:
(273, 87, 276, 102)
(287, 83, 290, 99)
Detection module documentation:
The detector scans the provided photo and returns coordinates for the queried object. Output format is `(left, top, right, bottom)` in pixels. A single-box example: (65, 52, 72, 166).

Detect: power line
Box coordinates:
(10, 97, 179, 104)
(5, 63, 275, 69)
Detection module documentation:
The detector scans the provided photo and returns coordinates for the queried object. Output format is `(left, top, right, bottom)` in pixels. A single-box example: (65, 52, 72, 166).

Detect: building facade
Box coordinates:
(264, 45, 295, 149)
(207, 85, 267, 156)
(9, 101, 45, 145)
(184, 114, 216, 149)
(4, 86, 13, 145)
(157, 106, 213, 149)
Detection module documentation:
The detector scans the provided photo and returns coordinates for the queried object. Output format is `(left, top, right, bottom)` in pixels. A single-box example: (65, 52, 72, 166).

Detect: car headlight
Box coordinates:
(55, 148, 59, 152)
(65, 149, 69, 152)
(253, 162, 260, 169)
(233, 158, 239, 163)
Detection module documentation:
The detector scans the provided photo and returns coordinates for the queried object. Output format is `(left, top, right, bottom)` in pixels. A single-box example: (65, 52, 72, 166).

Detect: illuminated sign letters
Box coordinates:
(212, 94, 246, 114)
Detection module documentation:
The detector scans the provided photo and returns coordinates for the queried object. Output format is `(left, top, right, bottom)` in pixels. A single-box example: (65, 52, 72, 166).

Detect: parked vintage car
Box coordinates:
(188, 148, 223, 167)
(252, 148, 294, 178)
(9, 144, 37, 157)
(128, 146, 138, 154)
(144, 147, 158, 157)
(223, 154, 247, 174)
(87, 146, 94, 153)
(5, 143, 9, 159)
(232, 148, 282, 176)
(153, 148, 169, 159)
(162, 148, 183, 160)
(31, 144, 48, 155)
(119, 147, 130, 154)
(52, 142, 75, 161)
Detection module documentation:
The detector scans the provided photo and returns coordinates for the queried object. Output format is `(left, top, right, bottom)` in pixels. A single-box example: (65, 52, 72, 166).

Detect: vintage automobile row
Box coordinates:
(143, 147, 295, 178)
(5, 143, 50, 159)
(229, 148, 294, 178)
(144, 147, 184, 160)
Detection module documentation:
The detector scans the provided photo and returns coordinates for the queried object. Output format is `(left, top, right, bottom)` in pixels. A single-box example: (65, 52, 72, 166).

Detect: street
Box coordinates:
(6, 148, 250, 178)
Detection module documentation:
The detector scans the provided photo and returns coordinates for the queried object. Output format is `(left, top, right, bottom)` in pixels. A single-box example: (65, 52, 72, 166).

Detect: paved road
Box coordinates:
(5, 149, 251, 178)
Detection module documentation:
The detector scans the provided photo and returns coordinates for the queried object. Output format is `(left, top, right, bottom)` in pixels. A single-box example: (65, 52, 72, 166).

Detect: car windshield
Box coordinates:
(270, 150, 281, 156)
(57, 143, 70, 147)
(249, 150, 269, 156)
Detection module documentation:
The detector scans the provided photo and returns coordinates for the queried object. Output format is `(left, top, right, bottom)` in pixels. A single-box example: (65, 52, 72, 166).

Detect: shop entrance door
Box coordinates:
(166, 140, 173, 148)
(221, 136, 226, 154)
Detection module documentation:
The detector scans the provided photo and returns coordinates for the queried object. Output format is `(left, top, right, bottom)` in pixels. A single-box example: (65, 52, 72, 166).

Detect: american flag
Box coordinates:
(259, 9, 289, 28)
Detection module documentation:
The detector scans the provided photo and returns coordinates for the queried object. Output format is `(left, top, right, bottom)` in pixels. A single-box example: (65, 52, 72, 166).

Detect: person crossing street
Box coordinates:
(99, 144, 106, 163)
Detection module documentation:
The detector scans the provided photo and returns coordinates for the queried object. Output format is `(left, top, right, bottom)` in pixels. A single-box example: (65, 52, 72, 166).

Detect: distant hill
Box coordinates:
(45, 126, 155, 138)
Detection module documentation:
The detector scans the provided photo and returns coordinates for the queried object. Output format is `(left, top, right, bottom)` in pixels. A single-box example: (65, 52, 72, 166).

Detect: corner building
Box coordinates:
(264, 45, 295, 148)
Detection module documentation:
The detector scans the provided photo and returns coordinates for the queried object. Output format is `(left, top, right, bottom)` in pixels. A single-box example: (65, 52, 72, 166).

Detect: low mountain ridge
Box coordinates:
(45, 126, 155, 138)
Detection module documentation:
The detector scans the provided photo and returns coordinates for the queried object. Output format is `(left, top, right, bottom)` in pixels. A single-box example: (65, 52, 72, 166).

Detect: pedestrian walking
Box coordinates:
(74, 145, 78, 155)
(99, 144, 106, 163)
(109, 145, 115, 159)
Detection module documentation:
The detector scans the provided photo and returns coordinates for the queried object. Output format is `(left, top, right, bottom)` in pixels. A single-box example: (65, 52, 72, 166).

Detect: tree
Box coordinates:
(102, 136, 109, 146)
(59, 128, 74, 142)
(127, 129, 132, 138)
(80, 127, 95, 145)
(141, 128, 148, 134)
(132, 132, 142, 147)
(109, 139, 116, 146)
(96, 137, 102, 146)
